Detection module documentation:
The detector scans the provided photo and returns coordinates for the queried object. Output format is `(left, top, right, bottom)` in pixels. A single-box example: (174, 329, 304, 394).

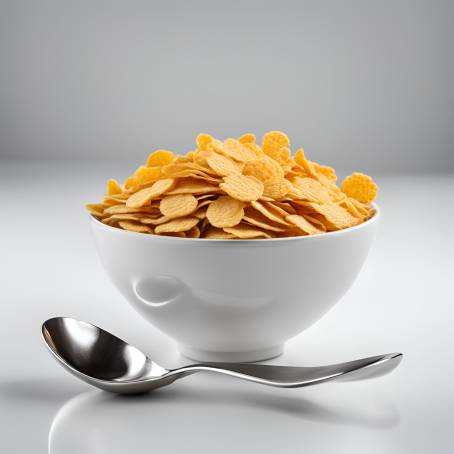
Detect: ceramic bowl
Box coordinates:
(90, 206, 379, 362)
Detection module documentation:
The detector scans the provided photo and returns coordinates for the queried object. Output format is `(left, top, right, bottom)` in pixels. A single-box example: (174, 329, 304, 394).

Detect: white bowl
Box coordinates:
(90, 206, 379, 362)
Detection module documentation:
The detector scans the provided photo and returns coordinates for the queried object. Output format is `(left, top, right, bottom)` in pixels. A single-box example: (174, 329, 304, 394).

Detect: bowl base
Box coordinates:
(178, 344, 284, 363)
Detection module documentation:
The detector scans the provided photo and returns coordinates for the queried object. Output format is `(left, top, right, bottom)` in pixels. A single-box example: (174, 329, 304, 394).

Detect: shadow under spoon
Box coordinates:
(42, 317, 403, 394)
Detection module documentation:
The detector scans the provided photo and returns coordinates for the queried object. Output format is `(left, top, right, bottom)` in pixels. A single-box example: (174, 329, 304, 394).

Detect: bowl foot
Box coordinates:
(178, 344, 284, 363)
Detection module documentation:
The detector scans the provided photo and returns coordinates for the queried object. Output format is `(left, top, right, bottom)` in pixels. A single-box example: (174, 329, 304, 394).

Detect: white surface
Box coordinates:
(1, 160, 453, 453)
(90, 205, 378, 362)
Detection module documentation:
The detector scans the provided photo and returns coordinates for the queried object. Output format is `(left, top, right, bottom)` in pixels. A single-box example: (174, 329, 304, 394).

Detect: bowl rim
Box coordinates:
(89, 203, 379, 244)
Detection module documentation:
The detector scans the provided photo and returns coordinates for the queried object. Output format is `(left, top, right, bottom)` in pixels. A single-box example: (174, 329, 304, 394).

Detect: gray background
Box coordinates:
(1, 0, 453, 172)
(1, 2, 454, 453)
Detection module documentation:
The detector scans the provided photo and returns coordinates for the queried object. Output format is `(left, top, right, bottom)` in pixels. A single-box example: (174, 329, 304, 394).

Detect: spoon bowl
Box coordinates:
(42, 317, 402, 394)
(42, 317, 174, 392)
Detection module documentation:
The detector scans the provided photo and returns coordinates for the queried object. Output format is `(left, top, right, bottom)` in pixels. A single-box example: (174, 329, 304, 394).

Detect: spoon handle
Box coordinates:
(173, 353, 402, 388)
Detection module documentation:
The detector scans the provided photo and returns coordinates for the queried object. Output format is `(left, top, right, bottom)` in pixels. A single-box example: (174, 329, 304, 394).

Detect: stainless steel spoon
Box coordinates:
(42, 317, 402, 394)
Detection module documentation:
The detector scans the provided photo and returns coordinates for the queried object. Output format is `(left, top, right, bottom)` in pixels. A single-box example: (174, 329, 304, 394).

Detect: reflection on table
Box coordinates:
(49, 376, 399, 454)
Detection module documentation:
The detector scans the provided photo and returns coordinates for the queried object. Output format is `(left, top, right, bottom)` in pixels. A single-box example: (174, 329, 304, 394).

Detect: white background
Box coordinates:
(1, 0, 453, 172)
(1, 1, 453, 453)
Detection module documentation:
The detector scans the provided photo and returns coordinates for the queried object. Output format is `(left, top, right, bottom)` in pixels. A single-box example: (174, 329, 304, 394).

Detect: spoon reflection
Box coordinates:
(49, 383, 400, 454)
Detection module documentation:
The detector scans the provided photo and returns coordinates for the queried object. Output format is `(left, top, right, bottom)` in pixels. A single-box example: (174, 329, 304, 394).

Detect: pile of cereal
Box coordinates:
(86, 131, 378, 239)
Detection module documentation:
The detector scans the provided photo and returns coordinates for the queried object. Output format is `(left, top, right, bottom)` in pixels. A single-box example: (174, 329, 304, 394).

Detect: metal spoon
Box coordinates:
(42, 317, 402, 394)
